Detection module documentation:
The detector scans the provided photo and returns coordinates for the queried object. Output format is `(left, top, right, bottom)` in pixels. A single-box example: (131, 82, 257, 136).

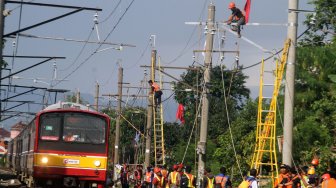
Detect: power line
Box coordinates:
(165, 0, 208, 65)
(53, 0, 137, 87)
(99, 0, 122, 23)
(59, 25, 94, 72)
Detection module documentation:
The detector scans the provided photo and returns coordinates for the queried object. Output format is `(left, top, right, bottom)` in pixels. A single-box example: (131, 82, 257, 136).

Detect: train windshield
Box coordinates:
(40, 112, 107, 144)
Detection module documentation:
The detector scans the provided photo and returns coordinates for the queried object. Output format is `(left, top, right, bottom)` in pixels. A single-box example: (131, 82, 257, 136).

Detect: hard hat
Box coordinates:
(308, 166, 315, 175)
(322, 173, 330, 180)
(311, 158, 319, 166)
(154, 167, 161, 173)
(228, 2, 236, 9)
(173, 165, 178, 170)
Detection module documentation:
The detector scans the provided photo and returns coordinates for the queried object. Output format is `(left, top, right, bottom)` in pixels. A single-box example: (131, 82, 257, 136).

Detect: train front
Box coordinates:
(33, 109, 110, 188)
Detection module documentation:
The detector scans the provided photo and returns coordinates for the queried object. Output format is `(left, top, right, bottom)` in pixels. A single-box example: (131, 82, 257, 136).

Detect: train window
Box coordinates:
(40, 114, 61, 141)
(63, 114, 106, 144)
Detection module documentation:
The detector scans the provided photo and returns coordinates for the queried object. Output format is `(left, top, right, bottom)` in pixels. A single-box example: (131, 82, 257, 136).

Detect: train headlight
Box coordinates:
(41, 157, 48, 164)
(94, 160, 101, 167)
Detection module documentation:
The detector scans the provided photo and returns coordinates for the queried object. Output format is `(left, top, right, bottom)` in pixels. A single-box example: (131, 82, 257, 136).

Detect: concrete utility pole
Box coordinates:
(197, 4, 215, 187)
(76, 89, 80, 103)
(283, 0, 298, 167)
(114, 67, 123, 165)
(144, 49, 156, 167)
(95, 82, 99, 111)
(0, 0, 5, 121)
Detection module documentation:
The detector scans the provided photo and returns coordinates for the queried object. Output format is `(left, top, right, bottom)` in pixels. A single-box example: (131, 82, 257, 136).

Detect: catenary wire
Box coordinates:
(99, 0, 122, 24)
(53, 0, 136, 87)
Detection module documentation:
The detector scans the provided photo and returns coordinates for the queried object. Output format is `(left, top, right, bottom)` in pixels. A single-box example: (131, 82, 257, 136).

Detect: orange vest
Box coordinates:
(322, 178, 336, 188)
(145, 171, 152, 183)
(275, 174, 291, 188)
(215, 176, 227, 188)
(154, 174, 164, 188)
(152, 82, 160, 92)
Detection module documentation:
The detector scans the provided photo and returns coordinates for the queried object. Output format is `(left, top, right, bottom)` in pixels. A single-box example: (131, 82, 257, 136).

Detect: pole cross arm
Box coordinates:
(4, 8, 85, 37)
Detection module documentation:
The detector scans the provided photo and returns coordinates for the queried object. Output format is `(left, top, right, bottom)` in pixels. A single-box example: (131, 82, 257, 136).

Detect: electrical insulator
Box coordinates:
(93, 12, 99, 24)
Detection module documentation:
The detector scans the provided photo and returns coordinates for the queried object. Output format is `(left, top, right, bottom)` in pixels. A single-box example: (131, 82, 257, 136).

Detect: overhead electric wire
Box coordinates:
(124, 39, 151, 70)
(239, 26, 311, 71)
(59, 25, 94, 72)
(165, 0, 208, 65)
(99, 0, 122, 23)
(53, 0, 136, 87)
(9, 0, 35, 12)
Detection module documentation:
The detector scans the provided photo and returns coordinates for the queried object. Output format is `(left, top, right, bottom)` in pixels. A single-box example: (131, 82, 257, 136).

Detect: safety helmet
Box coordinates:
(308, 166, 315, 175)
(173, 165, 178, 170)
(228, 2, 236, 9)
(154, 167, 161, 173)
(322, 173, 330, 180)
(311, 158, 319, 166)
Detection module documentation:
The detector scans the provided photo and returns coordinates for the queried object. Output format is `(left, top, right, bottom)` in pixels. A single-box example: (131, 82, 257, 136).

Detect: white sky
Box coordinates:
(1, 0, 314, 127)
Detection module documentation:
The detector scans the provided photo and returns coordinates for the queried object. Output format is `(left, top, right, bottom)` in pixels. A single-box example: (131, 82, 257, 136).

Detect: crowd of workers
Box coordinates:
(111, 163, 233, 188)
(107, 161, 336, 188)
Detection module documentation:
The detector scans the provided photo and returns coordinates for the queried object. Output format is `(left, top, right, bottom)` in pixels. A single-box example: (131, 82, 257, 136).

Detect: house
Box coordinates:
(10, 121, 26, 139)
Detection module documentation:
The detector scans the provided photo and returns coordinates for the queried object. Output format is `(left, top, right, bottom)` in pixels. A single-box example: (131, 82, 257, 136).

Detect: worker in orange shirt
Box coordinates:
(274, 164, 292, 188)
(148, 80, 163, 108)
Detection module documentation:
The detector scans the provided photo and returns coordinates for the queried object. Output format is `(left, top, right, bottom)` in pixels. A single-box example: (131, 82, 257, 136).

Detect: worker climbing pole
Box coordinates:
(250, 39, 291, 185)
(150, 57, 165, 166)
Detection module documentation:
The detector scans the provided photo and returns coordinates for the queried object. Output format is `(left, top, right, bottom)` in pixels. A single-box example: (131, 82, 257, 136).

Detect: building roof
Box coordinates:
(10, 121, 26, 131)
(0, 128, 10, 138)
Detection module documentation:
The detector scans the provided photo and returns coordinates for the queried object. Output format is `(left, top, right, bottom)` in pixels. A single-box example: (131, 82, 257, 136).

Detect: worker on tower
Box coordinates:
(225, 2, 246, 38)
(168, 164, 181, 188)
(148, 80, 163, 108)
(201, 167, 215, 188)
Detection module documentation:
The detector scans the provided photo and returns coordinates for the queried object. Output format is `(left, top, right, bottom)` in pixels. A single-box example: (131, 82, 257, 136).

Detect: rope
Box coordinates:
(120, 114, 146, 138)
(220, 64, 244, 179)
(181, 74, 205, 163)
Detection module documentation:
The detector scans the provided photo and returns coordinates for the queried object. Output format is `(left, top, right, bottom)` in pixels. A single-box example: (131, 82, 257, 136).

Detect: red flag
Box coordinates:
(244, 0, 251, 23)
(176, 104, 185, 124)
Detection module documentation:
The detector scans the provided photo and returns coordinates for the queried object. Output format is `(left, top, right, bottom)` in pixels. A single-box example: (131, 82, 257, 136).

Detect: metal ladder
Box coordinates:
(152, 58, 165, 166)
(251, 39, 291, 185)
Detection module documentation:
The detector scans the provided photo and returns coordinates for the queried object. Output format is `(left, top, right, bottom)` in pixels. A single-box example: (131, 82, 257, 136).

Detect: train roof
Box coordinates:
(42, 101, 97, 112)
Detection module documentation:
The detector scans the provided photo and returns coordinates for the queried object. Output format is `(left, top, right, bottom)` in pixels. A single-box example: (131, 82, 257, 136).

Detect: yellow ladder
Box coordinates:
(152, 57, 165, 166)
(251, 39, 291, 184)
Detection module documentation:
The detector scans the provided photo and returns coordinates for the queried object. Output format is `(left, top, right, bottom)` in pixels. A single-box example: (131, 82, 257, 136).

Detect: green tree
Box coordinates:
(301, 0, 336, 45)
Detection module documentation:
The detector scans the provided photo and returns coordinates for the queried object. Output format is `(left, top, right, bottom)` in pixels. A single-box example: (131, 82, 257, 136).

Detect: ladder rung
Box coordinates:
(264, 84, 274, 86)
(261, 110, 275, 112)
(262, 97, 272, 99)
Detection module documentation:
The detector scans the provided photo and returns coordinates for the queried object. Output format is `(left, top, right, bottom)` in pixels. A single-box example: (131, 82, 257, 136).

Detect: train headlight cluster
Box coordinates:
(94, 160, 101, 167)
(41, 157, 49, 164)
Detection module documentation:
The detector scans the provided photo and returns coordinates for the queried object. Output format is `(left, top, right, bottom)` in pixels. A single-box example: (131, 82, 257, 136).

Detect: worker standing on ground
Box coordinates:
(180, 165, 196, 188)
(148, 80, 163, 108)
(201, 167, 215, 188)
(144, 166, 153, 188)
(215, 167, 231, 188)
(274, 164, 291, 188)
(168, 165, 180, 188)
(225, 2, 246, 38)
